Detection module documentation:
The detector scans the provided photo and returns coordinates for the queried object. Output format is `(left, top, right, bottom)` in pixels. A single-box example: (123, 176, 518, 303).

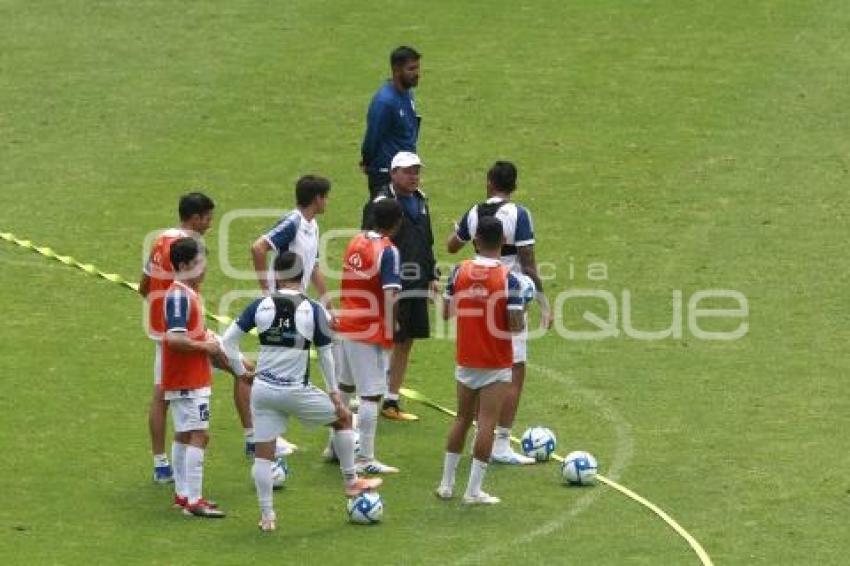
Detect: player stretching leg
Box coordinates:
(222, 251, 382, 531)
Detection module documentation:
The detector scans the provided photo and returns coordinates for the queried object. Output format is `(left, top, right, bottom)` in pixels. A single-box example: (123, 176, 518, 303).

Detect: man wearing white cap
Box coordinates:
(361, 151, 439, 421)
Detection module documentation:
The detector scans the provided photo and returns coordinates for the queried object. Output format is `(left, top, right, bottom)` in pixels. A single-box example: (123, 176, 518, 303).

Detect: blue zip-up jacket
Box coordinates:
(361, 81, 419, 174)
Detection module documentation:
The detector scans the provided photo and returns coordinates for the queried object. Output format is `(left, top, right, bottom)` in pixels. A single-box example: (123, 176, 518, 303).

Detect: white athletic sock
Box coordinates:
(185, 445, 205, 504)
(493, 426, 511, 454)
(358, 400, 379, 461)
(440, 452, 461, 490)
(333, 429, 358, 484)
(244, 428, 254, 443)
(171, 442, 187, 498)
(381, 349, 391, 387)
(153, 453, 169, 467)
(465, 458, 489, 498)
(385, 392, 400, 402)
(252, 458, 274, 516)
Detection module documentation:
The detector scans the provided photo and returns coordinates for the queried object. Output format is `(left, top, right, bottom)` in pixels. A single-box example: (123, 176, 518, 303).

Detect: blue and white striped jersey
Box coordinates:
(262, 209, 319, 292)
(455, 197, 534, 272)
(223, 290, 332, 388)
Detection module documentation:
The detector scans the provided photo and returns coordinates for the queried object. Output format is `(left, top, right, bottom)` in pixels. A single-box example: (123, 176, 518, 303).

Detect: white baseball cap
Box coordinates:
(391, 151, 423, 170)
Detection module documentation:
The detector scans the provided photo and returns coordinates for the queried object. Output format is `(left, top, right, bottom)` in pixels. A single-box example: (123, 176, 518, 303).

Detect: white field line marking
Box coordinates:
(454, 362, 634, 564)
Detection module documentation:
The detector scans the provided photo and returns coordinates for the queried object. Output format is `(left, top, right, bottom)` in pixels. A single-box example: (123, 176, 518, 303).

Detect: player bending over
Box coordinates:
(221, 251, 382, 532)
(437, 217, 525, 504)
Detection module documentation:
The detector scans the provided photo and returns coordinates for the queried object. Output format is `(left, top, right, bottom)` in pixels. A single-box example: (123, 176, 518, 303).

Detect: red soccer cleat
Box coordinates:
(183, 498, 225, 518)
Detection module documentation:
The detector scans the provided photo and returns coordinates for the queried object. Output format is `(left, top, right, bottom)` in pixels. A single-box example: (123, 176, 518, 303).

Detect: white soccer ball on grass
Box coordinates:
(271, 457, 289, 489)
(520, 426, 557, 461)
(561, 451, 598, 485)
(347, 492, 383, 524)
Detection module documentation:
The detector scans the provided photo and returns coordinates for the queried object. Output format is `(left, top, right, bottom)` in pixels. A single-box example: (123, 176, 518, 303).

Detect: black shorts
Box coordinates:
(395, 296, 430, 343)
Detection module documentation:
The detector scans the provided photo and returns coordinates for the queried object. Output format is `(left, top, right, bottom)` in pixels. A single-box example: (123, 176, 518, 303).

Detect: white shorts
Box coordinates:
(335, 339, 389, 397)
(169, 395, 211, 432)
(455, 366, 512, 390)
(512, 315, 528, 364)
(251, 381, 337, 442)
(153, 342, 162, 386)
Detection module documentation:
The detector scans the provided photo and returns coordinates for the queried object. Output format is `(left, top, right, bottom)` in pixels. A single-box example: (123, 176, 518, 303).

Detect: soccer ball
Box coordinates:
(520, 426, 557, 461)
(271, 457, 289, 489)
(347, 492, 383, 524)
(515, 273, 536, 305)
(561, 451, 598, 485)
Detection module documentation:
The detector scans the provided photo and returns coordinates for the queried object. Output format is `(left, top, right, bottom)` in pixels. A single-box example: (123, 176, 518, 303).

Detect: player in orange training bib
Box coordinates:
(161, 237, 228, 518)
(436, 216, 526, 505)
(334, 198, 403, 475)
(139, 192, 214, 484)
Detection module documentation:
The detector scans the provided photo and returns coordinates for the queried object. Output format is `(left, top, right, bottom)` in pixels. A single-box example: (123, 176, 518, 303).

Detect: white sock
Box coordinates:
(385, 392, 399, 402)
(358, 400, 378, 461)
(171, 442, 187, 497)
(493, 426, 511, 454)
(252, 458, 274, 517)
(153, 453, 169, 467)
(382, 350, 391, 384)
(465, 458, 489, 498)
(185, 445, 205, 504)
(244, 428, 254, 443)
(333, 429, 358, 484)
(440, 452, 461, 490)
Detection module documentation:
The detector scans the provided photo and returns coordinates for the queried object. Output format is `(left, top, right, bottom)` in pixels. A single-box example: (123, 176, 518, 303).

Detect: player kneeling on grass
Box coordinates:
(221, 251, 383, 532)
(162, 237, 226, 518)
(437, 217, 525, 505)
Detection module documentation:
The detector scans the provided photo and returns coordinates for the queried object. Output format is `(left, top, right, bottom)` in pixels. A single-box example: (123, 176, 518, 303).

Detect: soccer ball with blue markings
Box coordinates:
(561, 451, 598, 485)
(347, 492, 383, 524)
(515, 273, 536, 305)
(520, 426, 557, 461)
(271, 457, 289, 490)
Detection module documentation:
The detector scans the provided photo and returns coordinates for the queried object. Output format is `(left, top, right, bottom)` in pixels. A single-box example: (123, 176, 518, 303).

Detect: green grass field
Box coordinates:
(2, 1, 849, 564)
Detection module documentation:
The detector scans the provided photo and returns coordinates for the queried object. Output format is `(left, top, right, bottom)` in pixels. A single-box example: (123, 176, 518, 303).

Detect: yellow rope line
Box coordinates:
(2, 231, 259, 331)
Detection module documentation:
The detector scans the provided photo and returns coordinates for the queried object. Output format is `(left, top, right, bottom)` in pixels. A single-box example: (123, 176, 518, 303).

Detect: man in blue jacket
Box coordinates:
(360, 46, 421, 197)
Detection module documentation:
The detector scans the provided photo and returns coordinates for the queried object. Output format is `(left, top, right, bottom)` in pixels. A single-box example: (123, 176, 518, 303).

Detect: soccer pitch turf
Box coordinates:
(1, 1, 849, 564)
